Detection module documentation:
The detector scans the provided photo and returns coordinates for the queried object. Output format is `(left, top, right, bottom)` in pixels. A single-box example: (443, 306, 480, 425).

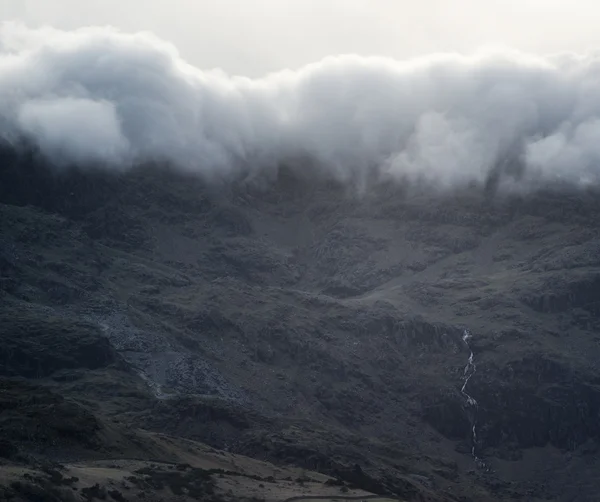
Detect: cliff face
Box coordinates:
(2, 148, 600, 501)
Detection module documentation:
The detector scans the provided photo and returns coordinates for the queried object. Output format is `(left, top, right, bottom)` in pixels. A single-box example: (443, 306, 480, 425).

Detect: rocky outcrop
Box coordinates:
(473, 356, 600, 454)
(0, 379, 102, 456)
(0, 310, 118, 378)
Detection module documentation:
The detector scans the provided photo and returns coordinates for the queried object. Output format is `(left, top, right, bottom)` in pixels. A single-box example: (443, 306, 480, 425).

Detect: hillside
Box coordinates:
(2, 146, 600, 501)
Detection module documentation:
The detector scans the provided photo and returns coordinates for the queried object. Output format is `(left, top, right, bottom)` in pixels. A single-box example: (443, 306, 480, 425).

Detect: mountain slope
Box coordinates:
(2, 147, 600, 501)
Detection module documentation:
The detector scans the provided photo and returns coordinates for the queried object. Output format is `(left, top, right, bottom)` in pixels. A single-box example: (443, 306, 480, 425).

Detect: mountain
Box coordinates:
(2, 146, 600, 501)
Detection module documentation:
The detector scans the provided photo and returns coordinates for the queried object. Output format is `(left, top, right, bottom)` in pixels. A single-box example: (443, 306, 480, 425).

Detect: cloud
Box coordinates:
(17, 98, 130, 167)
(2, 22, 600, 187)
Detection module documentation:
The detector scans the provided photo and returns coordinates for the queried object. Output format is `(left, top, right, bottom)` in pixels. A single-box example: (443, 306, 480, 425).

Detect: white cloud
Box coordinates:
(18, 98, 130, 167)
(2, 23, 600, 187)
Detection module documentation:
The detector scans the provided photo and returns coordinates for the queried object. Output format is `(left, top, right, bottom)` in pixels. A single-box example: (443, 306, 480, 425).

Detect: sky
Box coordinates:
(1, 0, 600, 77)
(2, 0, 600, 188)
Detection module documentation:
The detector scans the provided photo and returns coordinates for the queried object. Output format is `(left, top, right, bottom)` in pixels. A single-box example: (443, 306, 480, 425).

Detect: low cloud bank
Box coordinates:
(2, 23, 600, 188)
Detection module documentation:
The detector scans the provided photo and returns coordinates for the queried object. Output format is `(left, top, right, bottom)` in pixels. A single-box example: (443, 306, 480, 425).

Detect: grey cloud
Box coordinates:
(2, 23, 600, 187)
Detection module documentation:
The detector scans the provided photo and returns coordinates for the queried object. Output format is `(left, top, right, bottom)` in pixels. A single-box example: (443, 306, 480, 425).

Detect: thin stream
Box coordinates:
(461, 329, 485, 467)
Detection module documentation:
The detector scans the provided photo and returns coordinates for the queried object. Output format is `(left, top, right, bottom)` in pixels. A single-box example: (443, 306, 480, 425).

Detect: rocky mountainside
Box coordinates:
(2, 146, 600, 501)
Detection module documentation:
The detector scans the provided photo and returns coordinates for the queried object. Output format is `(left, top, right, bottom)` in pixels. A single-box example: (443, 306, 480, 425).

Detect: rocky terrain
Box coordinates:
(2, 145, 600, 501)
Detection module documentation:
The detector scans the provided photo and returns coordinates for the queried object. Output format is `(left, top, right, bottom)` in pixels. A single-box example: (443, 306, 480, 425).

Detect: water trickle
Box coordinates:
(461, 329, 485, 468)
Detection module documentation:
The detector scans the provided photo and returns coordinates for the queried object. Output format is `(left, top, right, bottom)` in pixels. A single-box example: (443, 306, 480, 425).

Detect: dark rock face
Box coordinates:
(141, 398, 255, 451)
(521, 274, 600, 314)
(0, 379, 102, 454)
(474, 357, 600, 452)
(0, 312, 118, 378)
(422, 392, 472, 440)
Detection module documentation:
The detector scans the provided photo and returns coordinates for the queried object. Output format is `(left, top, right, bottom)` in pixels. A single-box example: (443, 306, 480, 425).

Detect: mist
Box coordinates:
(3, 23, 600, 188)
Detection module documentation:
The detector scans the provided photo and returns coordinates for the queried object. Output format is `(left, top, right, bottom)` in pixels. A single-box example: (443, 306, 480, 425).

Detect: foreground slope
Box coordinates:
(0, 426, 389, 502)
(2, 148, 600, 501)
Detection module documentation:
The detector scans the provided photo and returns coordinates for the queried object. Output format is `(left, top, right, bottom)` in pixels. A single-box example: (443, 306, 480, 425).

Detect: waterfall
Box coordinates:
(460, 329, 485, 468)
